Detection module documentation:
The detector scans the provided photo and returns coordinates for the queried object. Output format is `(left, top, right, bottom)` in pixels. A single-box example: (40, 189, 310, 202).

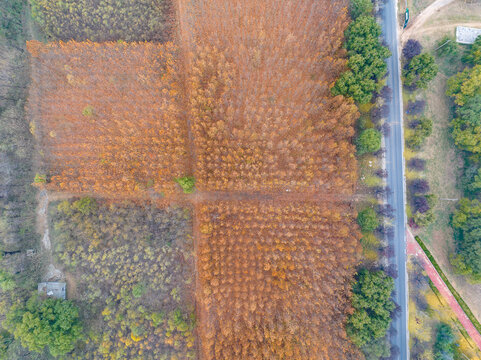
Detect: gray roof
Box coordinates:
(38, 282, 66, 299)
(456, 26, 481, 44)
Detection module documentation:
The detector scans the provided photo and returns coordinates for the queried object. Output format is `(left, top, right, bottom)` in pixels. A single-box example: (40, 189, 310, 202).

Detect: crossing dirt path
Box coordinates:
(407, 228, 481, 351)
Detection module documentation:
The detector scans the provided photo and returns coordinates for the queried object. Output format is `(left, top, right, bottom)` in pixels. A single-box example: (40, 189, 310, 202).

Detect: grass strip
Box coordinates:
(415, 235, 481, 335)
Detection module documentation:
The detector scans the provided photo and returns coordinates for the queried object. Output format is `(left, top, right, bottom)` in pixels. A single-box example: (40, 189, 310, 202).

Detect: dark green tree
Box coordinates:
(332, 15, 390, 103)
(0, 0, 24, 43)
(435, 36, 458, 58)
(349, 0, 373, 19)
(403, 53, 438, 89)
(356, 128, 382, 155)
(457, 94, 481, 126)
(346, 269, 395, 347)
(5, 295, 83, 357)
(463, 35, 481, 65)
(361, 336, 391, 360)
(357, 207, 379, 232)
(433, 323, 455, 360)
(451, 198, 481, 281)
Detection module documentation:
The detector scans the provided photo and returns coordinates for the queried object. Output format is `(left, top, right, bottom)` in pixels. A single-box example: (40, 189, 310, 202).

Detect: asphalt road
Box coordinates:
(381, 0, 409, 359)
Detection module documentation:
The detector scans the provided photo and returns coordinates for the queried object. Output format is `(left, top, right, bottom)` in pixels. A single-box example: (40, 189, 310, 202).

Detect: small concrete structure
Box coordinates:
(38, 282, 66, 299)
(456, 26, 481, 44)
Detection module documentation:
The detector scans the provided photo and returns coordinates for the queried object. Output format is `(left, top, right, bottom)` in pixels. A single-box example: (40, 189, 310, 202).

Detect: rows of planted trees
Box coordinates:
(27, 41, 189, 197)
(197, 201, 362, 359)
(50, 199, 196, 359)
(0, 0, 402, 359)
(183, 0, 359, 193)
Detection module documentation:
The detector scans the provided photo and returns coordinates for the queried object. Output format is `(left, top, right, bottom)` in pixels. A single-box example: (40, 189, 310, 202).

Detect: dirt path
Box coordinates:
(401, 0, 456, 43)
(405, 21, 481, 37)
(407, 228, 481, 351)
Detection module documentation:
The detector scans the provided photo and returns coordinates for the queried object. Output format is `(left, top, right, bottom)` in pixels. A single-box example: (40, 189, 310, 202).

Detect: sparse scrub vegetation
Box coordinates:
(51, 199, 196, 359)
(30, 0, 172, 42)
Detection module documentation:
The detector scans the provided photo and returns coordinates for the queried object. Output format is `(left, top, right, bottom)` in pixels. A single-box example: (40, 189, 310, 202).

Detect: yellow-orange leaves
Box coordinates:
(27, 40, 188, 197)
(197, 201, 362, 360)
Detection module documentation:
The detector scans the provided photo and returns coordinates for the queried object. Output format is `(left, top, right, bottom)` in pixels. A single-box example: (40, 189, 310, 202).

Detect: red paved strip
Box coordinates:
(407, 229, 481, 350)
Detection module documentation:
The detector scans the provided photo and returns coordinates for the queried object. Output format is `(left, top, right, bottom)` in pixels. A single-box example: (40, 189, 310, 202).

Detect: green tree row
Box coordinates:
(332, 6, 391, 104)
(346, 268, 395, 358)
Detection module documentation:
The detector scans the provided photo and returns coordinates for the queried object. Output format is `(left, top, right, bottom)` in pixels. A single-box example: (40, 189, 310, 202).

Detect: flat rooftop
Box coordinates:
(38, 282, 66, 299)
(456, 26, 481, 44)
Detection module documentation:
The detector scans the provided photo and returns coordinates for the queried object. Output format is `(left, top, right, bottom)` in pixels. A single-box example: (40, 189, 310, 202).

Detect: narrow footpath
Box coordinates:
(406, 229, 481, 351)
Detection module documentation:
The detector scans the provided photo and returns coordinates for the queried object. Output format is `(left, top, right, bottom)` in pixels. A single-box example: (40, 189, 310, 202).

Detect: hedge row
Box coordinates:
(415, 235, 481, 335)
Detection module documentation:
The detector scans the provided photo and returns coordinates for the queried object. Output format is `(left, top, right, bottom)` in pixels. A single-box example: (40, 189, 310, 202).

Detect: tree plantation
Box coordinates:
(197, 201, 362, 359)
(0, 0, 399, 358)
(27, 41, 189, 198)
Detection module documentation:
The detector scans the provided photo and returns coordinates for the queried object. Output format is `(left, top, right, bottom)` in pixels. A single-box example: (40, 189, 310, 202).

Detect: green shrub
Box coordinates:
(175, 176, 196, 194)
(132, 283, 145, 298)
(357, 208, 379, 232)
(33, 173, 46, 184)
(413, 209, 435, 227)
(435, 36, 458, 58)
(406, 117, 432, 149)
(5, 295, 83, 357)
(403, 53, 438, 89)
(0, 270, 15, 291)
(82, 105, 94, 117)
(356, 129, 382, 155)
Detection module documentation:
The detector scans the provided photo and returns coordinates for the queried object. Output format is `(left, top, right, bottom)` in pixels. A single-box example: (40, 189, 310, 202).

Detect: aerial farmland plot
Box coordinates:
(0, 0, 402, 359)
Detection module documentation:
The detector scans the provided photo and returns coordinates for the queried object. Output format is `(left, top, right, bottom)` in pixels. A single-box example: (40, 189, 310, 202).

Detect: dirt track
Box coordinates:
(401, 0, 456, 43)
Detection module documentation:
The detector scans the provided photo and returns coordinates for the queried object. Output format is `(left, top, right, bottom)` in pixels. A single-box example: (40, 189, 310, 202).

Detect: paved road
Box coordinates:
(381, 0, 409, 359)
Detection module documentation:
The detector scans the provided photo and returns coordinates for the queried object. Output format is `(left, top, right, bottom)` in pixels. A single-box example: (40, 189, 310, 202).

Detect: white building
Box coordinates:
(38, 282, 66, 299)
(456, 26, 481, 44)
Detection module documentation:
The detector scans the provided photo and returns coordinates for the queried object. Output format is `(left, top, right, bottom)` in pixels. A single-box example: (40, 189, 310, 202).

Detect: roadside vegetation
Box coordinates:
(401, 39, 438, 228)
(339, 0, 400, 358)
(408, 257, 481, 359)
(441, 36, 481, 283)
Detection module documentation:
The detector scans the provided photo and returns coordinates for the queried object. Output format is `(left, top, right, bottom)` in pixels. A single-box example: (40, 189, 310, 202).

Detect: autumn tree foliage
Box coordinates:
(27, 41, 188, 197)
(181, 0, 359, 193)
(30, 0, 172, 42)
(197, 201, 362, 360)
(51, 200, 195, 359)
